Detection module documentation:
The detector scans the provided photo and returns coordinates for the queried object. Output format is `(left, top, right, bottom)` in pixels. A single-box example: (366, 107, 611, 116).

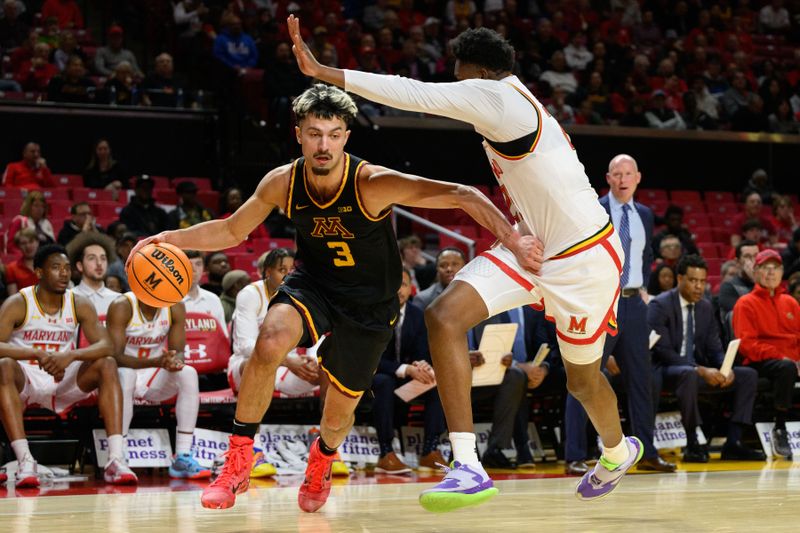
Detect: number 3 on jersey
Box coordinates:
(328, 241, 355, 267)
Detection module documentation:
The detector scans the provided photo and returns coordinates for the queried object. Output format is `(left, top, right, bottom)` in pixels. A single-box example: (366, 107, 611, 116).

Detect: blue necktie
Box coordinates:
(510, 308, 527, 363)
(619, 204, 632, 288)
(685, 304, 695, 364)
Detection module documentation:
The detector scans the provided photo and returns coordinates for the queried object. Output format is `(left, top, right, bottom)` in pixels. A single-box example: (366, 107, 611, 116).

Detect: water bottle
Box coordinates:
(109, 85, 117, 106)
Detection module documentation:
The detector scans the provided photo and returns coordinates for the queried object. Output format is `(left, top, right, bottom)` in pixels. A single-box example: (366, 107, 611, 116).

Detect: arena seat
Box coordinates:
(670, 190, 701, 203)
(129, 175, 170, 189)
(684, 212, 710, 227)
(680, 202, 705, 213)
(705, 191, 735, 203)
(197, 190, 219, 208)
(48, 200, 72, 219)
(52, 174, 84, 188)
(638, 189, 668, 202)
(705, 258, 723, 276)
(95, 202, 123, 219)
(154, 188, 178, 205)
(173, 177, 212, 190)
(0, 198, 23, 216)
(691, 226, 713, 242)
(707, 203, 739, 216)
(72, 188, 115, 203)
(696, 242, 722, 259)
(41, 189, 70, 201)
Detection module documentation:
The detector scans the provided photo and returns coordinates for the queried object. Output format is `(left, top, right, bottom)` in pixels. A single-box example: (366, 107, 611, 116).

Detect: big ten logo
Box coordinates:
(338, 205, 352, 214)
(310, 217, 354, 238)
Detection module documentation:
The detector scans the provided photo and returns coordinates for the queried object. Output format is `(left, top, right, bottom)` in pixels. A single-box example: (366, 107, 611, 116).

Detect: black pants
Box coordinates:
(371, 373, 446, 451)
(653, 365, 758, 435)
(473, 367, 528, 450)
(747, 359, 799, 411)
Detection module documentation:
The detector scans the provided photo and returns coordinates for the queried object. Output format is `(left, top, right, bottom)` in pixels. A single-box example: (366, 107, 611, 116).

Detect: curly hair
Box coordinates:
(292, 84, 358, 125)
(450, 27, 515, 72)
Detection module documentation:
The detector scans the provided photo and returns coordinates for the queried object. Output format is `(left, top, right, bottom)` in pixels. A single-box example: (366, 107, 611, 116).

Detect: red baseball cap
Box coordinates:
(755, 249, 782, 267)
(108, 25, 124, 36)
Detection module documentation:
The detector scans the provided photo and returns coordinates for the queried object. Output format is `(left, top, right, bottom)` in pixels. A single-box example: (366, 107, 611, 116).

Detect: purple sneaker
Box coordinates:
(576, 436, 643, 501)
(419, 462, 499, 513)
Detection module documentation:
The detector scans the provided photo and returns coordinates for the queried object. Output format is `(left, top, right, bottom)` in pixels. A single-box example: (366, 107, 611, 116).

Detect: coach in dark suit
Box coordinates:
(649, 255, 764, 462)
(372, 269, 446, 473)
(565, 154, 675, 473)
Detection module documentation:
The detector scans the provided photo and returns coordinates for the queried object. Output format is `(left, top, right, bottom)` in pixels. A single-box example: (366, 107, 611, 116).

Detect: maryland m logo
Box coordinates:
(567, 315, 588, 335)
(144, 272, 163, 290)
(311, 217, 355, 239)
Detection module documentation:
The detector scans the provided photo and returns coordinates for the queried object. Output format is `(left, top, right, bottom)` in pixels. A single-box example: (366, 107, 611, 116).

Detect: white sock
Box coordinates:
(11, 439, 32, 463)
(175, 366, 200, 441)
(602, 435, 630, 465)
(108, 434, 124, 460)
(450, 432, 480, 466)
(176, 431, 194, 455)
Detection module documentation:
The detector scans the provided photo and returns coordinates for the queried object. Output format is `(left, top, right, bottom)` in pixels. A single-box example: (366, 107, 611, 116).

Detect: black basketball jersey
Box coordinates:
(285, 153, 402, 305)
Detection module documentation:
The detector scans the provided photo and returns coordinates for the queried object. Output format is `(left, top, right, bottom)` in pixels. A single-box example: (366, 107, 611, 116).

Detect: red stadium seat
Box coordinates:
(705, 191, 735, 204)
(128, 175, 170, 189)
(72, 188, 115, 203)
(705, 258, 723, 276)
(444, 225, 479, 239)
(40, 189, 70, 201)
(670, 190, 701, 203)
(681, 202, 705, 213)
(696, 242, 721, 258)
(95, 202, 124, 219)
(48, 200, 72, 219)
(173, 177, 213, 190)
(684, 213, 710, 227)
(0, 187, 23, 200)
(707, 203, 739, 216)
(231, 254, 259, 273)
(691, 227, 713, 243)
(712, 228, 732, 243)
(52, 174, 84, 188)
(0, 199, 23, 217)
(638, 189, 668, 202)
(154, 188, 178, 205)
(197, 190, 219, 209)
(645, 200, 669, 215)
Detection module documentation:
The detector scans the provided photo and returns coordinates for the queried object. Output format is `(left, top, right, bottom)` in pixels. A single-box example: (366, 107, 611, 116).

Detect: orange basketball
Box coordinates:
(126, 242, 193, 308)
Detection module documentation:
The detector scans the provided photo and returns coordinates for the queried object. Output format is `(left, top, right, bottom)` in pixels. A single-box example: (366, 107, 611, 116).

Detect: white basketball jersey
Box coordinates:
(482, 81, 610, 259)
(123, 292, 171, 360)
(8, 286, 79, 363)
(242, 280, 269, 326)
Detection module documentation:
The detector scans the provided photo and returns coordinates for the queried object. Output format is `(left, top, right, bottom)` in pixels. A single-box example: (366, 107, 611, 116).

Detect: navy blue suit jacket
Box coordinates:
(377, 303, 429, 376)
(647, 288, 725, 368)
(599, 194, 654, 288)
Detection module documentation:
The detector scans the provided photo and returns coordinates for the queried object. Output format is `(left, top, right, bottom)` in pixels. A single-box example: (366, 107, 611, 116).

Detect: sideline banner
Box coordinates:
(94, 428, 172, 467)
(756, 422, 800, 460)
(191, 428, 231, 468)
(653, 411, 707, 449)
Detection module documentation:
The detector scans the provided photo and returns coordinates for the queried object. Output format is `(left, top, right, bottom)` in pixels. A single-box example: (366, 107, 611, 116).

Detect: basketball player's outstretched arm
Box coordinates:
(0, 295, 49, 361)
(359, 166, 543, 273)
(38, 296, 114, 376)
(128, 166, 290, 265)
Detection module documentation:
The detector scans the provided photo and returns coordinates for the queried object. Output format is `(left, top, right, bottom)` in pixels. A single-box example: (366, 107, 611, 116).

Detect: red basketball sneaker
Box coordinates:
(298, 437, 336, 513)
(200, 435, 254, 509)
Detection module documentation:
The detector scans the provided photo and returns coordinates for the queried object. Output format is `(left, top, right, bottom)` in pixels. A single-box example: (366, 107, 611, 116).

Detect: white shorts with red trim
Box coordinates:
(20, 361, 95, 414)
(134, 365, 198, 403)
(227, 355, 319, 397)
(453, 233, 623, 365)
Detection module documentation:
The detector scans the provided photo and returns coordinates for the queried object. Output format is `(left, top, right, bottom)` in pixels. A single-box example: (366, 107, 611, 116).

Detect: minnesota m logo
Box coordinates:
(144, 272, 163, 290)
(311, 217, 355, 239)
(567, 315, 588, 335)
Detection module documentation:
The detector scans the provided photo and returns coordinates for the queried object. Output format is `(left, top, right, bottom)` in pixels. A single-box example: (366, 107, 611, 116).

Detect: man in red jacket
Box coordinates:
(2, 142, 54, 190)
(733, 249, 800, 459)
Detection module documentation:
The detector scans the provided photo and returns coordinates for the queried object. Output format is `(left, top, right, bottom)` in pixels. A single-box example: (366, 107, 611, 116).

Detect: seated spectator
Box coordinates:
(741, 168, 776, 205)
(539, 51, 578, 96)
(730, 191, 776, 247)
(412, 247, 465, 310)
(647, 263, 676, 298)
(770, 195, 797, 244)
(0, 0, 29, 50)
(106, 232, 137, 293)
(689, 77, 720, 121)
(655, 234, 683, 269)
(9, 29, 36, 73)
(201, 251, 230, 296)
(716, 259, 740, 293)
(102, 61, 140, 106)
(2, 142, 54, 190)
(718, 240, 759, 320)
(645, 90, 687, 129)
(119, 175, 169, 236)
(649, 254, 764, 463)
(52, 29, 87, 72)
(391, 38, 432, 81)
(41, 0, 84, 29)
(220, 269, 250, 324)
(66, 232, 119, 318)
(213, 13, 258, 73)
(733, 249, 800, 459)
(758, 0, 790, 33)
(14, 42, 58, 91)
(141, 53, 189, 108)
(105, 221, 128, 241)
(264, 42, 309, 129)
(731, 93, 769, 133)
(768, 99, 799, 134)
(46, 55, 96, 104)
(218, 187, 270, 242)
(789, 277, 800, 305)
(4, 228, 38, 294)
(105, 274, 123, 293)
(619, 97, 649, 127)
(38, 16, 62, 49)
(653, 205, 699, 257)
(95, 25, 143, 78)
(546, 86, 576, 125)
(782, 228, 800, 279)
(704, 62, 730, 97)
(83, 138, 127, 197)
(721, 70, 752, 119)
(445, 0, 476, 27)
(574, 99, 605, 125)
(373, 269, 445, 474)
(563, 31, 592, 71)
(57, 201, 101, 246)
(8, 190, 56, 252)
(397, 235, 435, 292)
(167, 181, 214, 230)
(682, 90, 718, 130)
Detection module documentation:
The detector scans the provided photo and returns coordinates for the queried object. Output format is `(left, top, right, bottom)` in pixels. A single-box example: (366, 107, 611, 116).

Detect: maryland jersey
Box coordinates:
(9, 286, 78, 362)
(482, 81, 610, 260)
(285, 153, 402, 305)
(123, 292, 170, 360)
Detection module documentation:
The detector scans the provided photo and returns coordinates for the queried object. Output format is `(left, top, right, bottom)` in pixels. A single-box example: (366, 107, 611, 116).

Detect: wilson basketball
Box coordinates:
(127, 242, 193, 308)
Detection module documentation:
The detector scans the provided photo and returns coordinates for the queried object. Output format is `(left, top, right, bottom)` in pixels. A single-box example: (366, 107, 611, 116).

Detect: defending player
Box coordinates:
(129, 83, 541, 512)
(106, 293, 211, 479)
(289, 17, 640, 510)
(0, 244, 136, 487)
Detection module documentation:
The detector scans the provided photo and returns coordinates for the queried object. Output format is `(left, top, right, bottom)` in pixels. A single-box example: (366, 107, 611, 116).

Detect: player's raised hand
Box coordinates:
(287, 15, 320, 78)
(125, 232, 167, 269)
(511, 235, 543, 274)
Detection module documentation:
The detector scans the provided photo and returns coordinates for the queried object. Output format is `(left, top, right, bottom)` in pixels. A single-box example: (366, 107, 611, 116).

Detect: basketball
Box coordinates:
(126, 242, 193, 308)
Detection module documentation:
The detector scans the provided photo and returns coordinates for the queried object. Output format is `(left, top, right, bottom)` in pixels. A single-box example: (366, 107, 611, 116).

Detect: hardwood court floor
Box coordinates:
(1, 461, 798, 533)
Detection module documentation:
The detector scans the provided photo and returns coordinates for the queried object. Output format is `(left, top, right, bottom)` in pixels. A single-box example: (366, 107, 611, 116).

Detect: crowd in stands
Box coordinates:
(1, 1, 799, 133)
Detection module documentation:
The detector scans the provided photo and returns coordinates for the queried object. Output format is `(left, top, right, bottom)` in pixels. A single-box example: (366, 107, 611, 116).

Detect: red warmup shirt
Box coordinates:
(2, 161, 54, 189)
(732, 284, 800, 364)
(41, 0, 84, 29)
(5, 259, 38, 291)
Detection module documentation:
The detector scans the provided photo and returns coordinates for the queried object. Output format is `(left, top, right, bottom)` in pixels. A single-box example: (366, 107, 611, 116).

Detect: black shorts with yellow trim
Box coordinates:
(271, 271, 399, 398)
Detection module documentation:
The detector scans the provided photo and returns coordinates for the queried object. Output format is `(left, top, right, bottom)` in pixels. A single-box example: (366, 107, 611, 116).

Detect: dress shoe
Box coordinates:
(516, 446, 536, 469)
(482, 447, 515, 469)
(565, 461, 589, 476)
(418, 450, 446, 471)
(682, 443, 709, 463)
(637, 456, 678, 472)
(771, 428, 793, 459)
(374, 452, 412, 474)
(721, 440, 767, 461)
